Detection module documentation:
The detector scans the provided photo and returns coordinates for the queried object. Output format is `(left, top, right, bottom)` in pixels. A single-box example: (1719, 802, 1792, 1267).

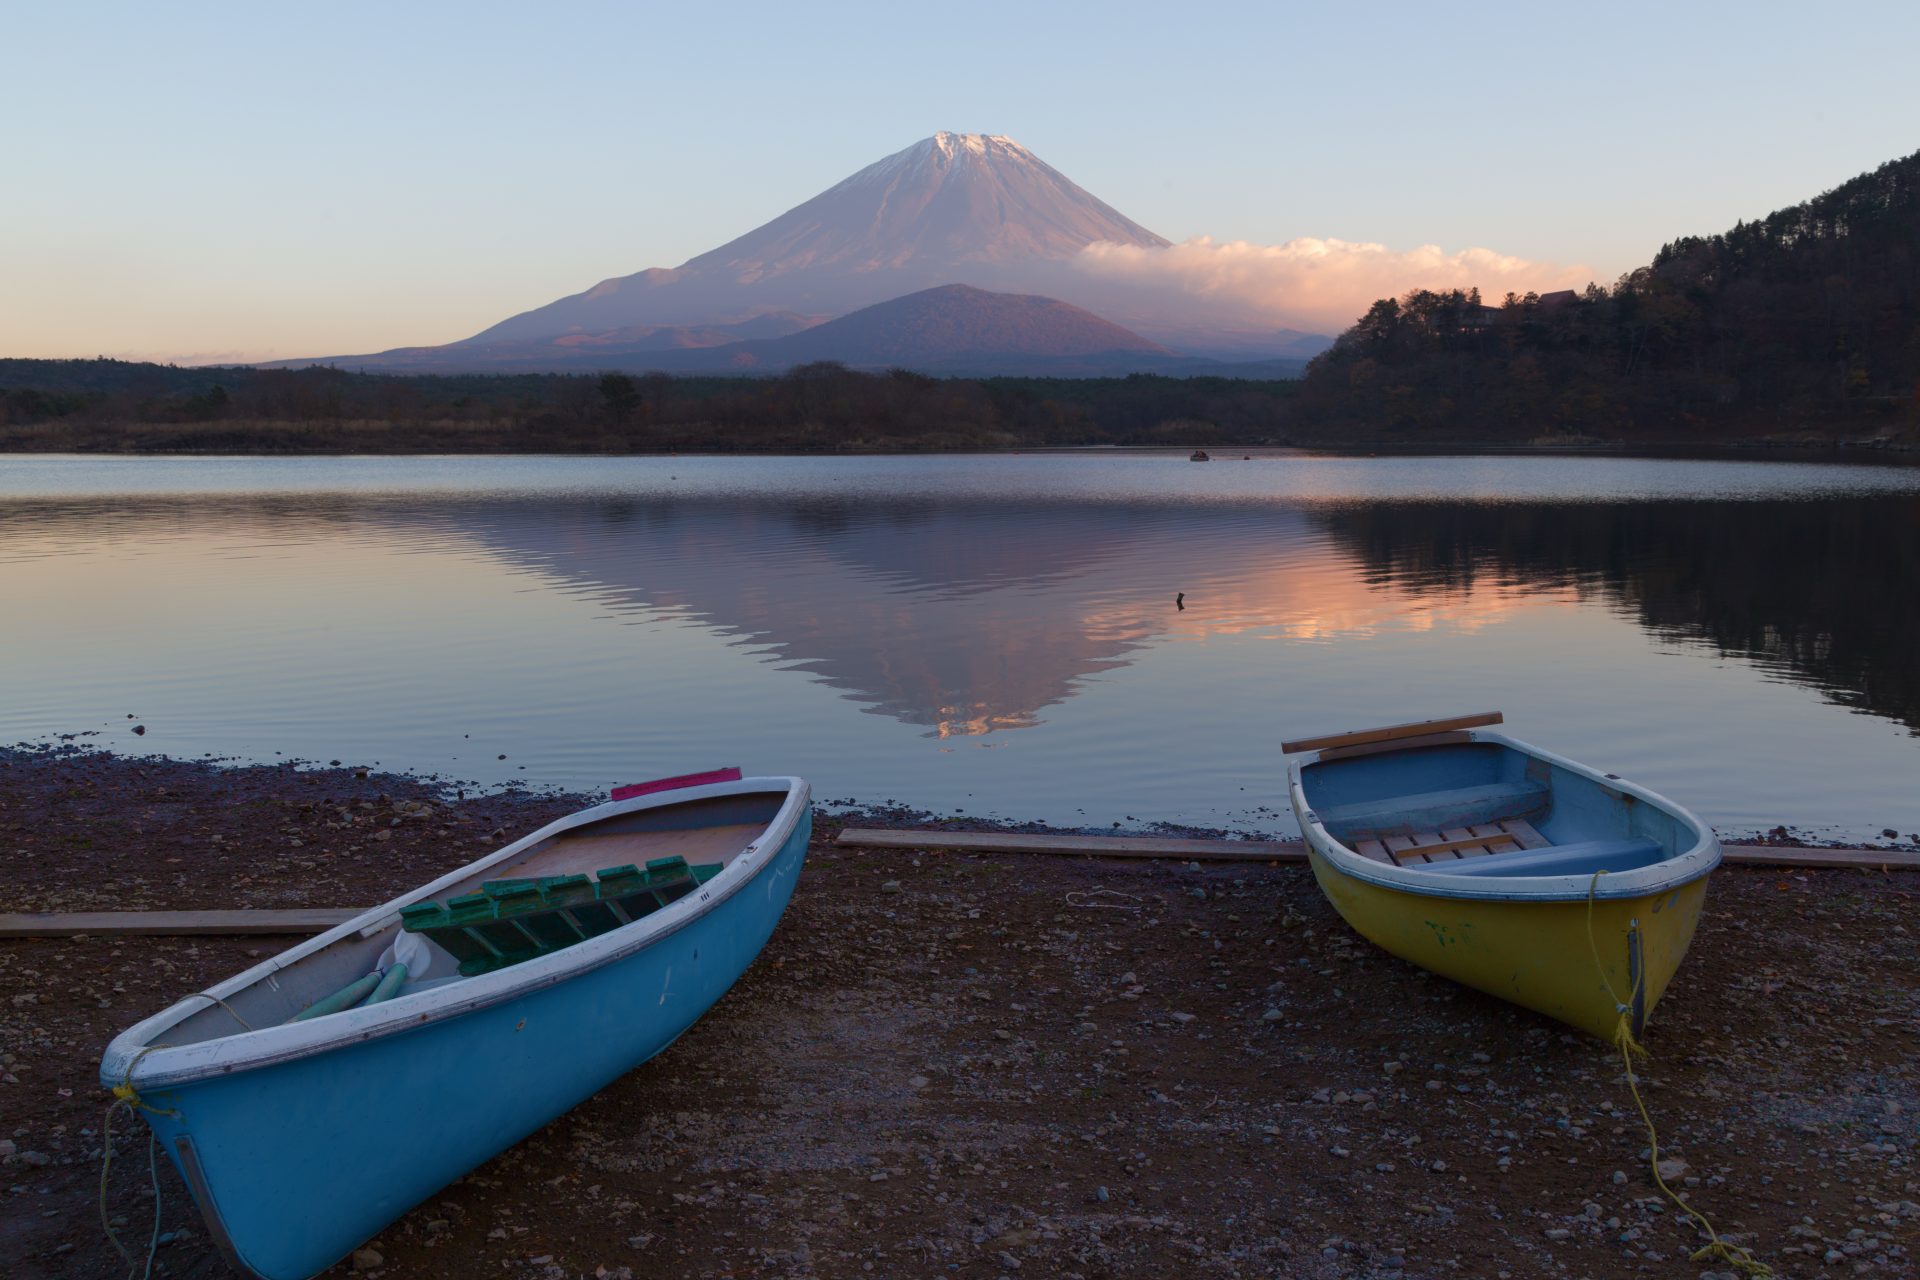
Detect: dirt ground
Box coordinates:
(1, 745, 1915, 1279)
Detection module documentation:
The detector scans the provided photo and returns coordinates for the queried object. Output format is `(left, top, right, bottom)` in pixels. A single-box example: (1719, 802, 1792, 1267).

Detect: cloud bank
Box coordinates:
(1070, 236, 1597, 333)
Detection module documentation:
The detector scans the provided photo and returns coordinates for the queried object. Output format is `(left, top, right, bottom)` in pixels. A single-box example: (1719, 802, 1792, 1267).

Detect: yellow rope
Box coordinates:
(100, 996, 253, 1275)
(108, 1043, 180, 1119)
(1585, 872, 1772, 1277)
(99, 996, 252, 1272)
(99, 1045, 174, 1280)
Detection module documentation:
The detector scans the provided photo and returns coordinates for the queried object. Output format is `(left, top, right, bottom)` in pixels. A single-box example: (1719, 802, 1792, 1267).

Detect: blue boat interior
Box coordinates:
(1300, 740, 1690, 878)
(157, 789, 790, 1047)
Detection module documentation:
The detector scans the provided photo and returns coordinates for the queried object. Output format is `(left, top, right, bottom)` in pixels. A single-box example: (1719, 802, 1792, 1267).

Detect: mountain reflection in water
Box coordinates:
(2, 454, 1916, 838)
(427, 495, 1576, 738)
(460, 498, 1221, 736)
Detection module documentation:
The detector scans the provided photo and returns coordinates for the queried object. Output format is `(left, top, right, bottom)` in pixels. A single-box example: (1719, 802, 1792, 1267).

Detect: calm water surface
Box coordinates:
(3, 452, 1918, 842)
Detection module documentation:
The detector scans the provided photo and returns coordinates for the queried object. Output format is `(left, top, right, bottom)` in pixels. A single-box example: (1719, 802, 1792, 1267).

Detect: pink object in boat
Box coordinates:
(610, 767, 742, 802)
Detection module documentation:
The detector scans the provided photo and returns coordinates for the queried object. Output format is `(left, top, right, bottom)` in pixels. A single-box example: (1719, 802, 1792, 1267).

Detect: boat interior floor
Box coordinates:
(1351, 819, 1666, 879)
(1355, 818, 1549, 866)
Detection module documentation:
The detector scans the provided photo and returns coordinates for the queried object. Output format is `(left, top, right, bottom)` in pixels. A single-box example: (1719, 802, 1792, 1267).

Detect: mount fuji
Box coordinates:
(271, 133, 1330, 375)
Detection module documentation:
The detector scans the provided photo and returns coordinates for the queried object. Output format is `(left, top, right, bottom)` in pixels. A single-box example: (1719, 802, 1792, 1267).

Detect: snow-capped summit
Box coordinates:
(844, 132, 1041, 184)
(462, 133, 1169, 344)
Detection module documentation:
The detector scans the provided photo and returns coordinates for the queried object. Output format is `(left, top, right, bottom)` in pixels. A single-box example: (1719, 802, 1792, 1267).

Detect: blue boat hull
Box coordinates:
(137, 808, 810, 1280)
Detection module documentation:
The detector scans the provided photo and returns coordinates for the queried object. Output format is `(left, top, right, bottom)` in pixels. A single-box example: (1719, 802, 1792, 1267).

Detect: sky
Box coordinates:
(4, 0, 1918, 363)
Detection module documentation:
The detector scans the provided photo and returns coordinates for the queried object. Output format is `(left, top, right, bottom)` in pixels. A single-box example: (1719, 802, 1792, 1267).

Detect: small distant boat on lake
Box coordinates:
(1285, 712, 1719, 1041)
(1189, 449, 1211, 461)
(101, 768, 811, 1280)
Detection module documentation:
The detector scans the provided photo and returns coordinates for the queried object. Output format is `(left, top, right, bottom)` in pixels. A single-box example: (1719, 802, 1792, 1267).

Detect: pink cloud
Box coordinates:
(1070, 236, 1597, 332)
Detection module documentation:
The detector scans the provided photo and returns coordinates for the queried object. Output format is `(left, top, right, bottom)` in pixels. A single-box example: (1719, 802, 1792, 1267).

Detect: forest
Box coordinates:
(1293, 149, 1920, 440)
(0, 359, 1298, 453)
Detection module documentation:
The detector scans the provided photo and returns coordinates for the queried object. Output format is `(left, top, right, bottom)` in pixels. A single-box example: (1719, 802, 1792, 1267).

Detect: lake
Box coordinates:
(3, 451, 1917, 842)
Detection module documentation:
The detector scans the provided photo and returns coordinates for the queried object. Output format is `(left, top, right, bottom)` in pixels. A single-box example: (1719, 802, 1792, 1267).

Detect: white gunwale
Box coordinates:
(1287, 730, 1720, 903)
(101, 776, 810, 1093)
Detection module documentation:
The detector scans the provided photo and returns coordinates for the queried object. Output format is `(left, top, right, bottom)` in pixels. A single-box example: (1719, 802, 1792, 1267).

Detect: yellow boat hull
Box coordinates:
(1305, 845, 1710, 1041)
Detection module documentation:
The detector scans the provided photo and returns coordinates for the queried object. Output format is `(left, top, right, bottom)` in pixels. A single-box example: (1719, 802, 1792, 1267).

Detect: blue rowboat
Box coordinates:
(1284, 712, 1720, 1041)
(101, 770, 811, 1280)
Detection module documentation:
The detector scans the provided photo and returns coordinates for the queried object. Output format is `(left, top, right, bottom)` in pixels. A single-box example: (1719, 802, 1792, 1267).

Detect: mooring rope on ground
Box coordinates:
(1585, 872, 1772, 1277)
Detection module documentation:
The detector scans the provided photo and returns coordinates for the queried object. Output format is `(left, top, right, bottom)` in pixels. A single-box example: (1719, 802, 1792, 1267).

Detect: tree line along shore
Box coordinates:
(0, 361, 1303, 453)
(0, 354, 1909, 455)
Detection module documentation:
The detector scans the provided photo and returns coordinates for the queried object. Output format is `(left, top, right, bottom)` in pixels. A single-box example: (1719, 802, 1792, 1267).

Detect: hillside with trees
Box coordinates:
(1295, 149, 1920, 441)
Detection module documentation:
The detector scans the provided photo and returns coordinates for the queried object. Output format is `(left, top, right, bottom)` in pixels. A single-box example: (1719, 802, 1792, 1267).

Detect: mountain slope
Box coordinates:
(467, 133, 1170, 344)
(734, 284, 1168, 365)
(609, 285, 1187, 376)
(260, 312, 825, 374)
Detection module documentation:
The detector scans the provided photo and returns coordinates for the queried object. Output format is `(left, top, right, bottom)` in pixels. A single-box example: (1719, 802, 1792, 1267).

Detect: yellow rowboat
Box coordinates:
(1284, 712, 1720, 1041)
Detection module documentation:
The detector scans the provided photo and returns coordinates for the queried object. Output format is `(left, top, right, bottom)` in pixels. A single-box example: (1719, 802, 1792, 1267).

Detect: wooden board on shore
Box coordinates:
(0, 909, 358, 939)
(834, 827, 1920, 871)
(1718, 845, 1920, 870)
(834, 828, 1298, 861)
(4, 837, 1914, 939)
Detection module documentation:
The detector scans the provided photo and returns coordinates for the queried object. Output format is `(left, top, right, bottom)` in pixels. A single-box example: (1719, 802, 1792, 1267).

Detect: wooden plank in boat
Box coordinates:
(1281, 711, 1503, 755)
(1470, 822, 1512, 857)
(1405, 830, 1449, 864)
(1498, 818, 1551, 850)
(1396, 830, 1519, 862)
(1441, 826, 1493, 859)
(0, 910, 358, 939)
(1354, 838, 1394, 864)
(1312, 731, 1473, 763)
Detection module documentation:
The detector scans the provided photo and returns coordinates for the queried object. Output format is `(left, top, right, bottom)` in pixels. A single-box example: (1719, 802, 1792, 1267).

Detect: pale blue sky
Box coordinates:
(5, 1, 1916, 361)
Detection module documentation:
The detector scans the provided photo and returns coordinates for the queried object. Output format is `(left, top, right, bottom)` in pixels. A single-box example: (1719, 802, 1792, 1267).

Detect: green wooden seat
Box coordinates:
(402, 859, 725, 976)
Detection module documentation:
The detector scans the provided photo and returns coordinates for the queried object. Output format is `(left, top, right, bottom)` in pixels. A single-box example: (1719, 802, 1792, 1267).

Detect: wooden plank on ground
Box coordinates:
(833, 828, 1301, 861)
(0, 909, 359, 939)
(3, 840, 1915, 939)
(1281, 711, 1503, 755)
(833, 828, 1920, 871)
(1721, 846, 1920, 870)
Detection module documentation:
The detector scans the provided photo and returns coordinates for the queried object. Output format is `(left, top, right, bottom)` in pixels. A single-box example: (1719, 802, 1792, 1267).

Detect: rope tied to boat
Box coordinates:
(100, 996, 254, 1276)
(1585, 871, 1773, 1277)
(101, 1043, 173, 1280)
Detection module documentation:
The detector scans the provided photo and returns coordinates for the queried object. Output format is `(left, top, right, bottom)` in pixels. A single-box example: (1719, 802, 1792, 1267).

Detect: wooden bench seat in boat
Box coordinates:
(1316, 778, 1549, 842)
(401, 856, 723, 976)
(1355, 818, 1548, 866)
(1437, 837, 1665, 878)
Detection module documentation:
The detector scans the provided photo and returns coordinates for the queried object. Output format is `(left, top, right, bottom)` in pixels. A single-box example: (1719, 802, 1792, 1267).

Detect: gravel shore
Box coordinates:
(2, 745, 1915, 1278)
